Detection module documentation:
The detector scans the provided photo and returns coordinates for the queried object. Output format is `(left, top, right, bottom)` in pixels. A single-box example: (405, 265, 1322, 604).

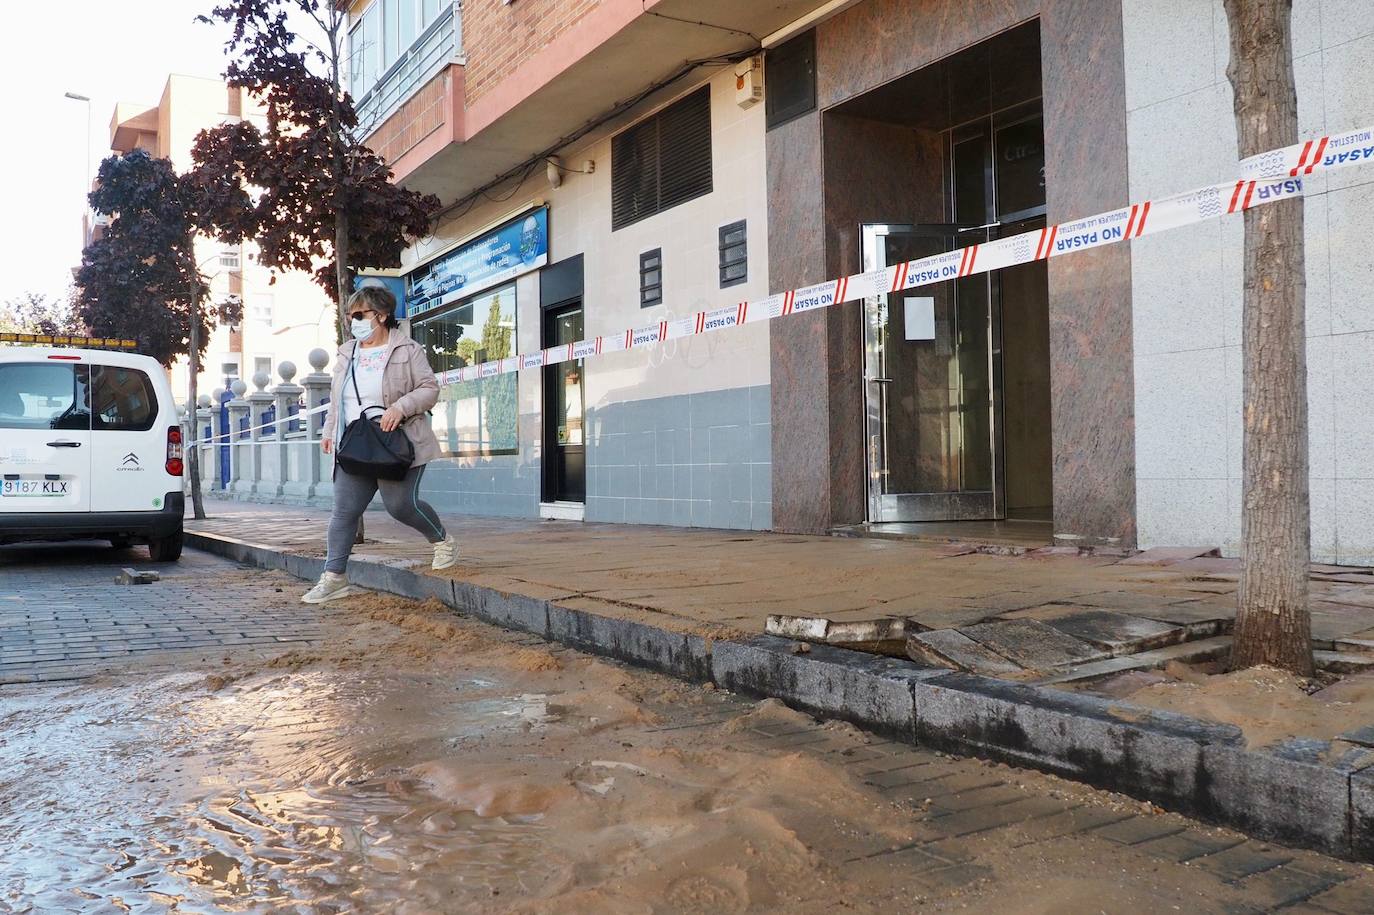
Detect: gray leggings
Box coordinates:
(325, 464, 447, 574)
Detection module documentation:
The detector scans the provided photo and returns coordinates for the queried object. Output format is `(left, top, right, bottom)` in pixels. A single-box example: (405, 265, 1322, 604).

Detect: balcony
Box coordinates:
(372, 0, 840, 206)
(354, 2, 462, 137)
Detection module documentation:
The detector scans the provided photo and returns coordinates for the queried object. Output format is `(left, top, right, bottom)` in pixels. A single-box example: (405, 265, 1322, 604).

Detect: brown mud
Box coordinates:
(1094, 662, 1374, 749)
(4, 581, 1367, 912)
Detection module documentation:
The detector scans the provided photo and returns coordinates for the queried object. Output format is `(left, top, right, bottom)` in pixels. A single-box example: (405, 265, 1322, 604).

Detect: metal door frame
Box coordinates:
(860, 223, 1005, 523)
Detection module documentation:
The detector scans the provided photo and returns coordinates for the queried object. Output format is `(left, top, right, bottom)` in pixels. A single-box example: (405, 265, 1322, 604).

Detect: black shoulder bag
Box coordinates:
(334, 347, 415, 480)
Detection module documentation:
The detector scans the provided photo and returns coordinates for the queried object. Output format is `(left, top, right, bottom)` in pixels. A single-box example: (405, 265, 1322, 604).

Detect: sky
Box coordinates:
(0, 3, 258, 307)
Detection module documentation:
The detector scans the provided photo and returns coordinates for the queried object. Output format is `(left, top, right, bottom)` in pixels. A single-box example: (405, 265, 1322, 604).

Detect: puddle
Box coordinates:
(0, 668, 574, 912)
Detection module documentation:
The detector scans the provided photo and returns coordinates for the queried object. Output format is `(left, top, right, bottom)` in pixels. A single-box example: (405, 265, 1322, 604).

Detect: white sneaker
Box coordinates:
(301, 571, 356, 604)
(432, 534, 458, 570)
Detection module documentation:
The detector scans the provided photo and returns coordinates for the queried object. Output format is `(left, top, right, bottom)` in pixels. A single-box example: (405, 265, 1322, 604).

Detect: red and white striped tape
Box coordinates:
(421, 124, 1372, 387)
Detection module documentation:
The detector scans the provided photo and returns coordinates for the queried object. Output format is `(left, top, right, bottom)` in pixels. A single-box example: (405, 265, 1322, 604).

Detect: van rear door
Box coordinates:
(88, 363, 174, 513)
(0, 359, 92, 512)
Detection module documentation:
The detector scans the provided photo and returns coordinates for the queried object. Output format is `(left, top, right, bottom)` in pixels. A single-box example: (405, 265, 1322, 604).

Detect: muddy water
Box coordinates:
(0, 597, 927, 913)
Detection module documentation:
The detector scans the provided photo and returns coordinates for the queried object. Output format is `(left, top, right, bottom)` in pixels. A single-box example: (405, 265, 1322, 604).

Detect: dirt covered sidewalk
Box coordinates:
(188, 501, 1374, 650)
(6, 564, 1373, 912)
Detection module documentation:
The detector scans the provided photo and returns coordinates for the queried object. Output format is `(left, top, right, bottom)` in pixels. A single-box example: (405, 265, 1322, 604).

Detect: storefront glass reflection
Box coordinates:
(412, 283, 518, 456)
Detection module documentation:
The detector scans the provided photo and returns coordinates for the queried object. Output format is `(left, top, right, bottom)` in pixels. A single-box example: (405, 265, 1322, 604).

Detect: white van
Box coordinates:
(0, 345, 185, 560)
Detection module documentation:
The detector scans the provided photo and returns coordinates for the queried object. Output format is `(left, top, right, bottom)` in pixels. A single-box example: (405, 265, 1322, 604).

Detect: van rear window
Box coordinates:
(92, 366, 157, 432)
(0, 363, 90, 430)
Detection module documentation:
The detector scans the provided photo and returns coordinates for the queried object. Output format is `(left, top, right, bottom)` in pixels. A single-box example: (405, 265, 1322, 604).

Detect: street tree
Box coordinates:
(1224, 0, 1313, 675)
(190, 0, 440, 336)
(0, 292, 82, 336)
(74, 149, 241, 521)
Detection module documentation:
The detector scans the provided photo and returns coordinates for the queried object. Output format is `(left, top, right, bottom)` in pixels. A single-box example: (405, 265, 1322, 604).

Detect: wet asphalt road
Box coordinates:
(2, 545, 1373, 913)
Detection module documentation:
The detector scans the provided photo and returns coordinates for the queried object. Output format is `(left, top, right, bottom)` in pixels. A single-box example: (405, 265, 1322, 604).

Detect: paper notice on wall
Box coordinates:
(904, 297, 935, 341)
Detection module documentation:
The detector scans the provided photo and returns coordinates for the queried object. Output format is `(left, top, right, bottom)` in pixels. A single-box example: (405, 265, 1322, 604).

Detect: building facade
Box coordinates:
(349, 0, 1374, 563)
(103, 75, 337, 406)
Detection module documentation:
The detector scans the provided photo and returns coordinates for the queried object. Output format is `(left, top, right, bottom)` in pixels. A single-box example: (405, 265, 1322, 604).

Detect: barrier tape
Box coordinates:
(190, 125, 1374, 450)
(187, 402, 329, 447)
(425, 125, 1371, 384)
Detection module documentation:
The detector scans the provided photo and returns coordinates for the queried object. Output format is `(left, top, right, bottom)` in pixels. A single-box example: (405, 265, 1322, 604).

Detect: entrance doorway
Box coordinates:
(542, 301, 586, 508)
(846, 23, 1053, 525)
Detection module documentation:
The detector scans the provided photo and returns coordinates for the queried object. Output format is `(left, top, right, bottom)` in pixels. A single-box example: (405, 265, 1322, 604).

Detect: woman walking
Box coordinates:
(302, 286, 458, 603)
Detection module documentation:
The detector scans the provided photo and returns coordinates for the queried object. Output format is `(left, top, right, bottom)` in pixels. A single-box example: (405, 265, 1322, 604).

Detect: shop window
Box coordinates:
(412, 283, 518, 457)
(765, 30, 816, 129)
(719, 220, 748, 288)
(639, 249, 662, 308)
(612, 86, 712, 231)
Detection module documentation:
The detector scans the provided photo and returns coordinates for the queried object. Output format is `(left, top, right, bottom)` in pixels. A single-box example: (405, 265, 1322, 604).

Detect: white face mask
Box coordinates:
(351, 317, 376, 341)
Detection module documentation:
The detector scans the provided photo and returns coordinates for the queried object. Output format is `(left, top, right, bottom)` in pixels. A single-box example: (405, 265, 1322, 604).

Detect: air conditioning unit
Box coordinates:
(735, 55, 764, 109)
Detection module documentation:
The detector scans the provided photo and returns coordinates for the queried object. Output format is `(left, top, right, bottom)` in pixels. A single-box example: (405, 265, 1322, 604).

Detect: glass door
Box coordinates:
(543, 302, 585, 503)
(861, 223, 1002, 522)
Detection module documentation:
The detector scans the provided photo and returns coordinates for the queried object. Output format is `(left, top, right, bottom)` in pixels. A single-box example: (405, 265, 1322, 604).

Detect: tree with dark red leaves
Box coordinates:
(75, 150, 243, 520)
(190, 0, 439, 339)
(75, 151, 241, 368)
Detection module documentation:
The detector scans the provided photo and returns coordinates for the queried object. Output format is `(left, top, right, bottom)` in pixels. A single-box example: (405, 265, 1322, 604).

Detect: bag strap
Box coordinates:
(349, 343, 364, 407)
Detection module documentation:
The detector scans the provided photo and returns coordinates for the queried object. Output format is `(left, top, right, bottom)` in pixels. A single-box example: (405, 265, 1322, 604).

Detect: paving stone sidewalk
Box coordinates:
(0, 543, 324, 684)
(187, 499, 1374, 657)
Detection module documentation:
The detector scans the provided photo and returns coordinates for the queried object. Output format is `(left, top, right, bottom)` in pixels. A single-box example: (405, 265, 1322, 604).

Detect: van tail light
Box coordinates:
(166, 426, 184, 476)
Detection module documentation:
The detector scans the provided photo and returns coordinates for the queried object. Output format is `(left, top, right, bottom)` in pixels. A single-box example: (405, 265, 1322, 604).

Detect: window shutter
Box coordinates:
(656, 87, 712, 212)
(612, 86, 712, 231)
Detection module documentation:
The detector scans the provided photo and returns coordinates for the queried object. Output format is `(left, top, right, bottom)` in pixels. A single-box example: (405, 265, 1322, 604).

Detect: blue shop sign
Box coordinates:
(405, 208, 549, 316)
(351, 275, 408, 315)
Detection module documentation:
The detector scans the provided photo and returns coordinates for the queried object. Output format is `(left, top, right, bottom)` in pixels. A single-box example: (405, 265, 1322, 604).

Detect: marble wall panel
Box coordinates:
(1041, 0, 1137, 546)
(769, 0, 1136, 542)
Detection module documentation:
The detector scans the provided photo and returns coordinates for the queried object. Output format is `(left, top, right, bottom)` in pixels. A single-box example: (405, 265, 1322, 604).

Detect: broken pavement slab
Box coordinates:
(1039, 610, 1186, 657)
(1315, 651, 1374, 675)
(765, 614, 911, 656)
(1036, 636, 1234, 686)
(905, 629, 1024, 676)
(1118, 546, 1221, 566)
(956, 619, 1109, 669)
(115, 568, 159, 585)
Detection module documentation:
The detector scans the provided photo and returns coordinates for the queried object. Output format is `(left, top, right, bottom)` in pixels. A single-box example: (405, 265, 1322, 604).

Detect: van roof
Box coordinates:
(0, 346, 165, 371)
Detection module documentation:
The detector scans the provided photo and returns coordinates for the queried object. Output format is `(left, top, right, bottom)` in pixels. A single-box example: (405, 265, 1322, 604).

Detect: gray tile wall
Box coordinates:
(421, 414, 541, 519)
(586, 384, 772, 531)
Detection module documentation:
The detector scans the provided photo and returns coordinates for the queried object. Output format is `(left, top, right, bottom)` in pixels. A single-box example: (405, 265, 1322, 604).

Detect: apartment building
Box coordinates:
(103, 74, 337, 405)
(351, 0, 1374, 564)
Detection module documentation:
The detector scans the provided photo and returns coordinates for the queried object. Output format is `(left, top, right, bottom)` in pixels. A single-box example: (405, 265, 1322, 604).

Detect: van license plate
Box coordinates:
(1, 480, 70, 497)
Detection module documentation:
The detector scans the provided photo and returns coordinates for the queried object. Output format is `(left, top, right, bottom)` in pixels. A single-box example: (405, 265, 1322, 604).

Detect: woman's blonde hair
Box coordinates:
(348, 285, 401, 329)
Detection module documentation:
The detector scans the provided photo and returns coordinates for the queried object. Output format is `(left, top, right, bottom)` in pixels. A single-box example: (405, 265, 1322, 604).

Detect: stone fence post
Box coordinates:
(274, 361, 310, 502)
(301, 347, 333, 502)
(244, 372, 274, 496)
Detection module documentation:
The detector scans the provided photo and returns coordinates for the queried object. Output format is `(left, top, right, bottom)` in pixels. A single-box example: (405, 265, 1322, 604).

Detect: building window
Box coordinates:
(219, 247, 241, 270)
(253, 356, 273, 378)
(765, 30, 816, 129)
(248, 294, 273, 324)
(719, 221, 748, 288)
(639, 249, 662, 308)
(350, 0, 451, 103)
(611, 86, 712, 231)
(412, 283, 517, 457)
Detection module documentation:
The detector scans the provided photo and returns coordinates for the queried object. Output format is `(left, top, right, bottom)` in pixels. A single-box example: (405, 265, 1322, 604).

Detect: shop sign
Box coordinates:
(405, 208, 549, 316)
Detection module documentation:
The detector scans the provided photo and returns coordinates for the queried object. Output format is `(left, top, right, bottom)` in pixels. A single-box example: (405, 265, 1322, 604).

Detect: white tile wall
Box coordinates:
(1122, 0, 1217, 110)
(1327, 182, 1374, 334)
(1133, 349, 1228, 480)
(1137, 478, 1229, 548)
(1130, 222, 1226, 356)
(1126, 0, 1374, 563)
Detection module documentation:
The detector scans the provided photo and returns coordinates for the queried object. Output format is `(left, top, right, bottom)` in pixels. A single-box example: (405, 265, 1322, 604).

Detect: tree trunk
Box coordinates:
(187, 304, 206, 520)
(1224, 0, 1313, 675)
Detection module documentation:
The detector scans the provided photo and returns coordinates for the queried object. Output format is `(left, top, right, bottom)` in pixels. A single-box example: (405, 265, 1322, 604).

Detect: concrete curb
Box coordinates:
(185, 529, 1374, 862)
